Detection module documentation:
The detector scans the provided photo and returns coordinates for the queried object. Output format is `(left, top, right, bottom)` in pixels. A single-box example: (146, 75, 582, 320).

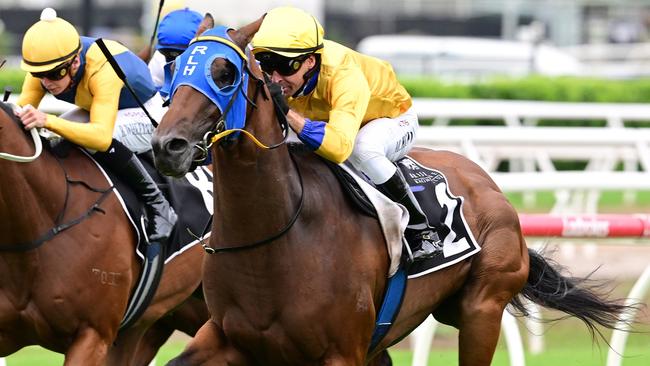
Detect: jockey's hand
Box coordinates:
(267, 82, 289, 115)
(16, 104, 47, 130)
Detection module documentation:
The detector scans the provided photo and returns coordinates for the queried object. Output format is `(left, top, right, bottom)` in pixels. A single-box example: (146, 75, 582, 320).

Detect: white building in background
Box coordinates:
(326, 0, 650, 46)
(141, 0, 324, 34)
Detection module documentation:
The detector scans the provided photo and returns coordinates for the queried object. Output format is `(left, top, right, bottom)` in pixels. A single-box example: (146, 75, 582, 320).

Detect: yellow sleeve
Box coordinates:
(17, 74, 45, 108)
(315, 66, 370, 163)
(44, 64, 123, 152)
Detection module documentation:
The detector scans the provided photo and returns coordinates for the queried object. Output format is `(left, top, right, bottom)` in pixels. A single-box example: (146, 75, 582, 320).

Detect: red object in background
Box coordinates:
(518, 214, 650, 238)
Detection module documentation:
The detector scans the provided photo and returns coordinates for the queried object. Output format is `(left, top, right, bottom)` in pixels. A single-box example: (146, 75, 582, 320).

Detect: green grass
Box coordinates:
(5, 274, 648, 366)
(506, 190, 650, 213)
(5, 317, 650, 366)
(6, 343, 650, 366)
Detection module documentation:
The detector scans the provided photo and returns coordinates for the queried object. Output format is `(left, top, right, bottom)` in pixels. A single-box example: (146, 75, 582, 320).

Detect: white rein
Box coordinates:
(0, 104, 43, 162)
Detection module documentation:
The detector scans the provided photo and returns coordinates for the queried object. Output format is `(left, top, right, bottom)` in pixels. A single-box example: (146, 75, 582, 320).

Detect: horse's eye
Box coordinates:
(221, 71, 232, 82)
(216, 69, 235, 88)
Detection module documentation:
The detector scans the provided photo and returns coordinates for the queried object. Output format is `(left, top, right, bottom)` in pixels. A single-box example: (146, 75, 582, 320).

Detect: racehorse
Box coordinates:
(0, 101, 208, 366)
(151, 19, 631, 366)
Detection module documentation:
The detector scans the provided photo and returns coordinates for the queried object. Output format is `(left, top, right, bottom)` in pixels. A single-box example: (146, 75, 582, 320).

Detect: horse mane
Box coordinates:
(0, 101, 17, 123)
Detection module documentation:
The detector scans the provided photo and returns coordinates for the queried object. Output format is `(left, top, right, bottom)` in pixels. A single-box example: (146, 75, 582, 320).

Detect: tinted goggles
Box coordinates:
(159, 48, 184, 63)
(31, 60, 73, 81)
(255, 52, 307, 76)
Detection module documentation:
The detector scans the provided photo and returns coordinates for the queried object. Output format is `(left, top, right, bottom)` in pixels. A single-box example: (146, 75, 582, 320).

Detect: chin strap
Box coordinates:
(292, 56, 321, 98)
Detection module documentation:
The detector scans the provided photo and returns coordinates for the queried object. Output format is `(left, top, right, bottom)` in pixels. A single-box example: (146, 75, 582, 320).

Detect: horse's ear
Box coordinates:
(232, 15, 265, 50)
(196, 13, 215, 37)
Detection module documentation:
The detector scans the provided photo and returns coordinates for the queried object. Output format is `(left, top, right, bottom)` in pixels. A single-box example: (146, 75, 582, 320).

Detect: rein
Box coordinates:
(0, 152, 113, 252)
(0, 103, 43, 162)
(0, 104, 113, 251)
(197, 58, 304, 254)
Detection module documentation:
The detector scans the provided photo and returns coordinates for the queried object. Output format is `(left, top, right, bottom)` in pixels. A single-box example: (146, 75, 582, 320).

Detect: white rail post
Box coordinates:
(411, 315, 438, 366)
(0, 357, 5, 366)
(606, 264, 650, 366)
(411, 310, 526, 366)
(501, 311, 526, 366)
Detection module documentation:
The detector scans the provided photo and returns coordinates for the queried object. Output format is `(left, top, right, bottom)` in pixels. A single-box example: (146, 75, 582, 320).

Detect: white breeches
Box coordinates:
(347, 107, 419, 184)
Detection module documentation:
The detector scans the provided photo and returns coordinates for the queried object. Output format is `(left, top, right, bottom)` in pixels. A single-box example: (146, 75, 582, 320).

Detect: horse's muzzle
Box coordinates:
(151, 135, 193, 177)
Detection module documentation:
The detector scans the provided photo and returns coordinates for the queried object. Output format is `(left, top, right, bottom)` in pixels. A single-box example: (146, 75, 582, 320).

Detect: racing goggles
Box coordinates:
(31, 59, 73, 81)
(255, 52, 309, 76)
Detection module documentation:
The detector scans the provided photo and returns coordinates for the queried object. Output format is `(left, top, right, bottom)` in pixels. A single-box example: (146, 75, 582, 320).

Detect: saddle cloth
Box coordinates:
(86, 150, 213, 263)
(340, 155, 481, 279)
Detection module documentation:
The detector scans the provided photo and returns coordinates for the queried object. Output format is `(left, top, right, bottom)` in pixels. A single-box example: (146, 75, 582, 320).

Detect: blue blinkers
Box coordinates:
(167, 26, 249, 133)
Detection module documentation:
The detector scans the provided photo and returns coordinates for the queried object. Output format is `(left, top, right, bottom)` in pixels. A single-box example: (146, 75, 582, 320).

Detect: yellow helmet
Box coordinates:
(21, 8, 81, 73)
(251, 7, 324, 58)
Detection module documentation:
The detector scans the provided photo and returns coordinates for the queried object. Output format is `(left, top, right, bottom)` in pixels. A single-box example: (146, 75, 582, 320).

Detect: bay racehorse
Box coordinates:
(151, 19, 631, 366)
(0, 101, 208, 365)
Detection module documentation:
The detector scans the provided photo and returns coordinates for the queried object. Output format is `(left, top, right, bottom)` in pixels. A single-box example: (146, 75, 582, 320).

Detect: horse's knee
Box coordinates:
(64, 327, 110, 366)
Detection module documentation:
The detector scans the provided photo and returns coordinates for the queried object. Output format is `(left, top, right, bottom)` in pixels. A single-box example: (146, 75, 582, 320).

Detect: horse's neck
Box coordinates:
(212, 140, 300, 244)
(0, 140, 64, 246)
(209, 73, 306, 246)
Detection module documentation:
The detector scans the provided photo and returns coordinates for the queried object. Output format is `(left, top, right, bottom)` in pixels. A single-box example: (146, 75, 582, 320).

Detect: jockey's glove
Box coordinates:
(267, 82, 290, 116)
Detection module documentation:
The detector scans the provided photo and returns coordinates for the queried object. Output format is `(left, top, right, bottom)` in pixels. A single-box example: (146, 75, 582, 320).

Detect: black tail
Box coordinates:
(510, 248, 641, 341)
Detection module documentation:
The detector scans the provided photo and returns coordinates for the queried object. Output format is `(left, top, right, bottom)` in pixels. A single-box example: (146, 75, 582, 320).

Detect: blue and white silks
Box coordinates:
(166, 26, 249, 133)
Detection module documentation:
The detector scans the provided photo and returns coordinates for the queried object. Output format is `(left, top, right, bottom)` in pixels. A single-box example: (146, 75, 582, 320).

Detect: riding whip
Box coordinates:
(146, 0, 166, 63)
(3, 87, 11, 103)
(95, 38, 159, 128)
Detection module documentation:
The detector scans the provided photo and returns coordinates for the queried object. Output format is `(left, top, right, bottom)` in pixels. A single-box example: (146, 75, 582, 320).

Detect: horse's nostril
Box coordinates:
(166, 138, 190, 154)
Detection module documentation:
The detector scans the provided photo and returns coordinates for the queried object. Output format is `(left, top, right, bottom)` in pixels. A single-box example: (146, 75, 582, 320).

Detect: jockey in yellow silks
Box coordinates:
(251, 6, 442, 261)
(16, 8, 177, 249)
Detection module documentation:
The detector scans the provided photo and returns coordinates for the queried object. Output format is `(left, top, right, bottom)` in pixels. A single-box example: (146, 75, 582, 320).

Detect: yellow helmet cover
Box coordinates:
(251, 6, 324, 58)
(21, 8, 81, 73)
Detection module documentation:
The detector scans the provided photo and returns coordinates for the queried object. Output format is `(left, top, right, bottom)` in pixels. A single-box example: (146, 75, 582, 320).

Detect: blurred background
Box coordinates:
(1, 0, 650, 78)
(1, 1, 650, 366)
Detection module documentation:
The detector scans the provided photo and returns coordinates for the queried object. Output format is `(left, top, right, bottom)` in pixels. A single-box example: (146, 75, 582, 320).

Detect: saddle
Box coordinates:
(324, 155, 481, 278)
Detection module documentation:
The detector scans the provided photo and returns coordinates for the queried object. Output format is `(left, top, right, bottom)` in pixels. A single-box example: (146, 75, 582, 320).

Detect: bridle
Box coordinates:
(181, 37, 305, 255)
(193, 63, 291, 161)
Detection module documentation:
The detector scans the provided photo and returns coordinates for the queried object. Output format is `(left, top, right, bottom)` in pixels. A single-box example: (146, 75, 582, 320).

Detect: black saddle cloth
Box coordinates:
(323, 153, 481, 278)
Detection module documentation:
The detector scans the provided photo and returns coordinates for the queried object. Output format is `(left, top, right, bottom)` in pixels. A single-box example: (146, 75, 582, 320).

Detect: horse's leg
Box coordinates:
(367, 350, 392, 366)
(64, 327, 110, 366)
(455, 221, 528, 366)
(166, 319, 245, 366)
(129, 323, 174, 366)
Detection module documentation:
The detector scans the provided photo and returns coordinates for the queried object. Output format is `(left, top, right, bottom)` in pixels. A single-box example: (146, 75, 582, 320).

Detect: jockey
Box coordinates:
(148, 8, 203, 95)
(251, 6, 443, 262)
(16, 8, 177, 248)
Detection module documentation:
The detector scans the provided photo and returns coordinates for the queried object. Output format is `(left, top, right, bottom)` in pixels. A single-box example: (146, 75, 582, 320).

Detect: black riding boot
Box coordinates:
(95, 140, 177, 245)
(377, 169, 443, 261)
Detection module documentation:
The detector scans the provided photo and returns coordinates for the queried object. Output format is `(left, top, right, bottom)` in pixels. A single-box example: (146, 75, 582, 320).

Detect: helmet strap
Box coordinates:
(292, 54, 321, 98)
(59, 56, 80, 94)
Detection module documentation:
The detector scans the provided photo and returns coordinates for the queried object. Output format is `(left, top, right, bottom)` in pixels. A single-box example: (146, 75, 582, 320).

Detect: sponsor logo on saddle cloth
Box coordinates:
(340, 156, 481, 279)
(166, 26, 249, 139)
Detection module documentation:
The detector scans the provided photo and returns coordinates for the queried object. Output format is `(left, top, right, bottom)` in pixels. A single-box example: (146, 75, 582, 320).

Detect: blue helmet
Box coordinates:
(156, 8, 203, 51)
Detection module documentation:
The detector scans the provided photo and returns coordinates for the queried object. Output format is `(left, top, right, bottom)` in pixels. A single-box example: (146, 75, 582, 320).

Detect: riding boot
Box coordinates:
(95, 140, 177, 245)
(120, 155, 178, 244)
(376, 169, 443, 261)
